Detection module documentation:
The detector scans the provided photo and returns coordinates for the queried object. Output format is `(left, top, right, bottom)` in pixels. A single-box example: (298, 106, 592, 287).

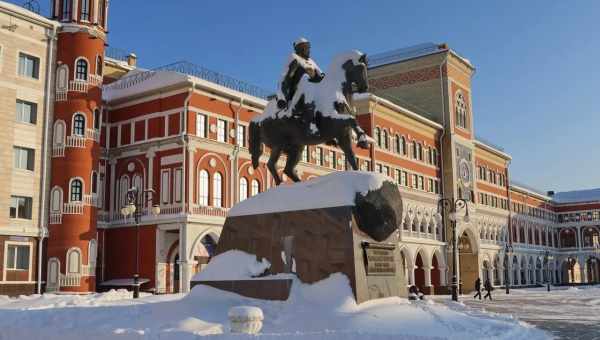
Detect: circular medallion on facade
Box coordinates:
(210, 124, 217, 133)
(248, 167, 254, 175)
(127, 162, 135, 172)
(209, 158, 217, 168)
(229, 129, 236, 138)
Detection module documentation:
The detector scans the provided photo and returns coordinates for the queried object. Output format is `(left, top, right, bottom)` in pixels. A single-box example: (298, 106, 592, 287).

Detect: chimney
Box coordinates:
(438, 43, 448, 50)
(547, 191, 555, 196)
(127, 53, 137, 67)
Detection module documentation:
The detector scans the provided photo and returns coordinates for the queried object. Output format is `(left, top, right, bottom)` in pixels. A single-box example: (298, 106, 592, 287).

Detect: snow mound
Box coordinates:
(229, 171, 389, 217)
(192, 250, 271, 281)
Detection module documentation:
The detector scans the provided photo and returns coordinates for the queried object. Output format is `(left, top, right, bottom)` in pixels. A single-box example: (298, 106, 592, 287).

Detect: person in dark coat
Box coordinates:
(473, 278, 482, 300)
(483, 278, 493, 300)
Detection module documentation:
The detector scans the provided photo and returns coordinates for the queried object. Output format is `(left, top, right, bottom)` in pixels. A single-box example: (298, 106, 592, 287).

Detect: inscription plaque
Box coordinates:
(362, 242, 396, 276)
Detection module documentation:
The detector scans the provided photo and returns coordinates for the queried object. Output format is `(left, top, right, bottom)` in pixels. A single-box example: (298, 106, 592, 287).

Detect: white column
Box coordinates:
(439, 266, 447, 286)
(146, 149, 155, 210)
(187, 145, 194, 212)
(424, 266, 432, 288)
(408, 265, 415, 286)
(109, 159, 116, 217)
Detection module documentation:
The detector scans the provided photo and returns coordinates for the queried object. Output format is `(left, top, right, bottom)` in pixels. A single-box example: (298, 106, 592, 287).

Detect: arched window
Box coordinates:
(75, 58, 88, 81)
(417, 143, 423, 160)
(93, 109, 101, 130)
(61, 0, 72, 21)
(400, 136, 406, 155)
(382, 130, 388, 150)
(251, 179, 260, 196)
(412, 141, 418, 159)
(91, 171, 98, 194)
(98, 0, 106, 27)
(198, 170, 209, 206)
(50, 187, 63, 212)
(374, 127, 381, 147)
(53, 120, 66, 146)
(394, 135, 400, 153)
(80, 0, 90, 21)
(96, 55, 103, 75)
(70, 179, 83, 202)
(88, 240, 97, 266)
(67, 248, 81, 274)
(455, 91, 468, 129)
(239, 177, 248, 202)
(72, 113, 85, 135)
(56, 65, 68, 91)
(213, 172, 223, 207)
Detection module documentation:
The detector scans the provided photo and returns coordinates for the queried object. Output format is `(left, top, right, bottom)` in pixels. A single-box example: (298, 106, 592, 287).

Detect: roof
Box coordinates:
(552, 188, 600, 204)
(368, 42, 474, 69)
(0, 0, 58, 27)
(510, 180, 551, 200)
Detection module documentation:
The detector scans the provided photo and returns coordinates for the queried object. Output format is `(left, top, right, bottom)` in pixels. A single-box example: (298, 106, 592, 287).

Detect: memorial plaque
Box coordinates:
(362, 242, 396, 276)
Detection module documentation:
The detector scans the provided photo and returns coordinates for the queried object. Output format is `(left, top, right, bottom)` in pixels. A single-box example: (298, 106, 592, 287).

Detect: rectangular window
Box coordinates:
(16, 100, 37, 124)
(395, 169, 402, 185)
(237, 125, 246, 147)
(330, 151, 336, 169)
(18, 53, 40, 79)
(161, 170, 170, 204)
(10, 196, 32, 219)
(196, 114, 207, 138)
(81, 0, 90, 21)
(174, 168, 182, 203)
(61, 0, 72, 20)
(7, 245, 30, 270)
(217, 119, 227, 143)
(316, 147, 323, 166)
(13, 147, 35, 171)
(411, 174, 418, 189)
(401, 171, 408, 187)
(301, 147, 309, 162)
(428, 178, 434, 193)
(383, 166, 390, 177)
(376, 163, 382, 173)
(418, 176, 424, 190)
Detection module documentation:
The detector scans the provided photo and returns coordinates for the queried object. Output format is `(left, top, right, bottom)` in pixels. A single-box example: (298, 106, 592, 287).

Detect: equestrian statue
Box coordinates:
(249, 38, 372, 185)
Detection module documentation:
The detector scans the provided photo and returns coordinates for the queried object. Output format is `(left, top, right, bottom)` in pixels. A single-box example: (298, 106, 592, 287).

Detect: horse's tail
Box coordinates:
(249, 121, 263, 169)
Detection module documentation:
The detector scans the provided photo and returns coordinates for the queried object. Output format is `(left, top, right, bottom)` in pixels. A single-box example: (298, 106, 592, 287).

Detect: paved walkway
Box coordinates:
(435, 286, 600, 340)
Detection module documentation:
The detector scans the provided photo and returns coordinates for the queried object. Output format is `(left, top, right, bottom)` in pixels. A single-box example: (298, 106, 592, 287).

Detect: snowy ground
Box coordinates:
(0, 275, 549, 340)
(434, 286, 600, 340)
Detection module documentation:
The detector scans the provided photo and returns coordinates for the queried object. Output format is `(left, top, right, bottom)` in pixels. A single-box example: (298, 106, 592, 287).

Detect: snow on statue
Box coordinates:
(250, 40, 373, 185)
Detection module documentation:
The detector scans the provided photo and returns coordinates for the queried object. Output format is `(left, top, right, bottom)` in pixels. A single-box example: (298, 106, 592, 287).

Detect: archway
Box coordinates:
(512, 256, 519, 285)
(399, 249, 409, 286)
(586, 257, 600, 283)
(173, 254, 180, 293)
(536, 258, 542, 284)
(562, 258, 580, 284)
(520, 257, 526, 285)
(458, 230, 478, 292)
(414, 252, 425, 292)
(482, 260, 490, 283)
(493, 256, 500, 286)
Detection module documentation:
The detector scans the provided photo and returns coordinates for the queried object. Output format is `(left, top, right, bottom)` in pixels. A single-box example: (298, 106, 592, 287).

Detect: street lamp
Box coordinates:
(435, 198, 470, 302)
(121, 187, 160, 298)
(505, 243, 513, 294)
(544, 250, 553, 292)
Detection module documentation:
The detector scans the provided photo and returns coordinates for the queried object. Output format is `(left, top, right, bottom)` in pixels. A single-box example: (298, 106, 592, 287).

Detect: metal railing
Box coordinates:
(105, 47, 129, 62)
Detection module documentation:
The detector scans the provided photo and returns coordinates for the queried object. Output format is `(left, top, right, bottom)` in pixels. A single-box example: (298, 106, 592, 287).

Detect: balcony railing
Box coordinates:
(401, 230, 443, 241)
(190, 205, 228, 217)
(56, 90, 67, 102)
(83, 194, 98, 207)
(63, 202, 84, 215)
(59, 273, 81, 287)
(69, 80, 89, 93)
(85, 128, 100, 142)
(52, 145, 65, 157)
(81, 265, 95, 277)
(49, 212, 62, 224)
(88, 74, 103, 87)
(66, 135, 86, 148)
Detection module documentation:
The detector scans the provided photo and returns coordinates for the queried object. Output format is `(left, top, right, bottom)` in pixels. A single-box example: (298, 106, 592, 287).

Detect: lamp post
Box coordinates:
(436, 198, 470, 302)
(505, 243, 513, 294)
(544, 250, 553, 292)
(121, 187, 160, 298)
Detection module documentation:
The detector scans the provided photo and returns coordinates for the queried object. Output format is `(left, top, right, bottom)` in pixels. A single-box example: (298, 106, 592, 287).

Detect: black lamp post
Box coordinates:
(505, 243, 513, 294)
(436, 198, 470, 302)
(121, 187, 160, 298)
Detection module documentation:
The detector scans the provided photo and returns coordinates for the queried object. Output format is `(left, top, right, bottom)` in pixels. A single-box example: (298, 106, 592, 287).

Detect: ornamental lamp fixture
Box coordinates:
(151, 204, 161, 217)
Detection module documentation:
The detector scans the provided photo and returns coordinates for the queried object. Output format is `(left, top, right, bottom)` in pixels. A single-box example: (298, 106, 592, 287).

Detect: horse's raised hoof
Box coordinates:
(325, 139, 338, 147)
(357, 140, 369, 149)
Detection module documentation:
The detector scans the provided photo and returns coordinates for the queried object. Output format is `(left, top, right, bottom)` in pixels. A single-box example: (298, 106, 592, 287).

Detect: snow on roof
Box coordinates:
(552, 188, 600, 204)
(368, 42, 474, 69)
(228, 171, 389, 217)
(102, 69, 189, 102)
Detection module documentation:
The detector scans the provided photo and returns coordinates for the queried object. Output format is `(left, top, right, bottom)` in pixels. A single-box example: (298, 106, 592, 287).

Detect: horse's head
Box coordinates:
(340, 50, 369, 94)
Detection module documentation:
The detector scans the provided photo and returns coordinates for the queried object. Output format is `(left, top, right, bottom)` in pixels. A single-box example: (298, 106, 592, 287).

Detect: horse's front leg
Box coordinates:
(268, 146, 283, 185)
(338, 132, 359, 171)
(283, 145, 302, 182)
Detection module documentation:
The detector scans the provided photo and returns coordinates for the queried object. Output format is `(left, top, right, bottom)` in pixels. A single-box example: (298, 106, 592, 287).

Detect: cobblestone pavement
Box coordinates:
(435, 286, 600, 340)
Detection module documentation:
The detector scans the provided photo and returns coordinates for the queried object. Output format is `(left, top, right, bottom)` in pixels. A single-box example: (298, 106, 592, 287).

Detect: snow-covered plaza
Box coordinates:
(0, 275, 554, 340)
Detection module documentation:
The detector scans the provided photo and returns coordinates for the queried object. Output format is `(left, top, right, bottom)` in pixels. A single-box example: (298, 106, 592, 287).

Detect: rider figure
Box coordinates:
(276, 38, 324, 131)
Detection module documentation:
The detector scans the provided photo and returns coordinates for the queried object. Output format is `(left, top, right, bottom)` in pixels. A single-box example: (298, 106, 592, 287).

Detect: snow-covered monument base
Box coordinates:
(192, 172, 407, 303)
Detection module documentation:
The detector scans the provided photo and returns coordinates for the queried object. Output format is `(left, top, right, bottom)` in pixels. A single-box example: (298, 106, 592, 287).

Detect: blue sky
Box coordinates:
(13, 0, 600, 192)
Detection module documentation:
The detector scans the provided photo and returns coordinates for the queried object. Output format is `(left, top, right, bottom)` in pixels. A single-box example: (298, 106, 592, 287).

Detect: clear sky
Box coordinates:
(12, 0, 600, 192)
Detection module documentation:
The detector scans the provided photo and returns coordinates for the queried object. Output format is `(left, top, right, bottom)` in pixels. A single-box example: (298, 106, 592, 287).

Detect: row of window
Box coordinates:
(559, 211, 600, 223)
(196, 114, 247, 147)
(373, 127, 439, 166)
(476, 165, 506, 187)
(197, 170, 261, 207)
(56, 0, 107, 26)
(512, 202, 556, 222)
(478, 192, 509, 210)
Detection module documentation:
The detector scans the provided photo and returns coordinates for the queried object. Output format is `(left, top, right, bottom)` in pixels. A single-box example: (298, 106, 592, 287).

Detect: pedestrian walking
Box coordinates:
(473, 278, 482, 300)
(484, 279, 493, 300)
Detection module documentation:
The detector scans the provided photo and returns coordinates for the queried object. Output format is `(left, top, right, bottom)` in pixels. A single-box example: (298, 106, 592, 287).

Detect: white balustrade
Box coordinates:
(49, 213, 62, 224)
(52, 145, 65, 157)
(69, 80, 89, 93)
(56, 90, 67, 102)
(59, 273, 81, 287)
(66, 135, 86, 148)
(86, 128, 100, 142)
(83, 194, 98, 207)
(88, 74, 103, 87)
(190, 205, 228, 217)
(63, 202, 84, 215)
(81, 265, 96, 277)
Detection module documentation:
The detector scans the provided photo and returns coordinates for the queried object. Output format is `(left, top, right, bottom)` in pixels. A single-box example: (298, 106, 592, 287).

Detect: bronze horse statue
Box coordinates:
(249, 50, 371, 185)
